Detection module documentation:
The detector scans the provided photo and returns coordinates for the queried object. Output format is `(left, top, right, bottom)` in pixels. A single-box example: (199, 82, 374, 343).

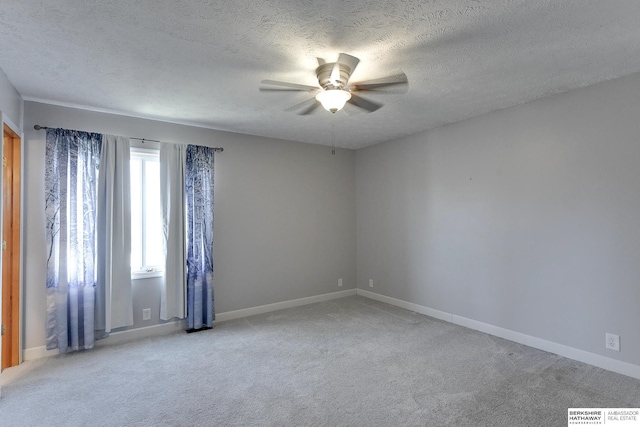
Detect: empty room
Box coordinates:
(1, 1, 639, 426)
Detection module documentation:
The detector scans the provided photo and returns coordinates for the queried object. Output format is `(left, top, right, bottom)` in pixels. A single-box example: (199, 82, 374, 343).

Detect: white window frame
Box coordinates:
(130, 147, 163, 280)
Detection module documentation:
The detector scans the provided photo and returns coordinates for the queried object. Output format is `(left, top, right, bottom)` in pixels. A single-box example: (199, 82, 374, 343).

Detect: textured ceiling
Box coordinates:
(2, 1, 640, 149)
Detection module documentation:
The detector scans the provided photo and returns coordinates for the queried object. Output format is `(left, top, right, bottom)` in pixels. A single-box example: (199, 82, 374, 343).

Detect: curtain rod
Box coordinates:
(33, 125, 224, 152)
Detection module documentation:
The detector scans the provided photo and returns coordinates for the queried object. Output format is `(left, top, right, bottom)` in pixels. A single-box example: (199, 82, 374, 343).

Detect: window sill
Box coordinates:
(131, 271, 163, 280)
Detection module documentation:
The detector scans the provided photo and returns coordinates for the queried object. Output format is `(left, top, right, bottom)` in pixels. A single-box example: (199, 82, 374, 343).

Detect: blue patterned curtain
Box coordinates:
(45, 128, 102, 352)
(185, 145, 215, 330)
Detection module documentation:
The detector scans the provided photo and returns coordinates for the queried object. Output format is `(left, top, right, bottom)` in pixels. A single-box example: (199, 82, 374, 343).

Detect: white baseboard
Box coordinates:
(23, 320, 184, 361)
(356, 289, 453, 323)
(357, 289, 640, 380)
(23, 346, 60, 361)
(23, 289, 357, 361)
(215, 288, 357, 322)
(30, 287, 635, 380)
(105, 320, 185, 345)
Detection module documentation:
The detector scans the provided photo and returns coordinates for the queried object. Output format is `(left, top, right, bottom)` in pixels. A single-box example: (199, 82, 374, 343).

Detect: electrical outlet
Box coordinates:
(338, 278, 343, 287)
(369, 279, 374, 288)
(605, 333, 620, 351)
(142, 308, 151, 321)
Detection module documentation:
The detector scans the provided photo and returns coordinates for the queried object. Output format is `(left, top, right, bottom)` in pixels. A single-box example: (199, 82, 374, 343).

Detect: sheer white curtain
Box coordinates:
(160, 143, 187, 320)
(96, 134, 133, 334)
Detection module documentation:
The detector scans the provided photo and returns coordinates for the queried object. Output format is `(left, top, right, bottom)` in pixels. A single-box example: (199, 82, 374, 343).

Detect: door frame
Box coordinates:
(0, 112, 23, 376)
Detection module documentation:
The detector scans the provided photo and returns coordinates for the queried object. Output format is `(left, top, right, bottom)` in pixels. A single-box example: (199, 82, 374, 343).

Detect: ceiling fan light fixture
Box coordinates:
(315, 89, 351, 113)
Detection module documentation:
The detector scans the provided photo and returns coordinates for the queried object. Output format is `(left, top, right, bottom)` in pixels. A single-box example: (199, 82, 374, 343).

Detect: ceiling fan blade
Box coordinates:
(347, 93, 382, 113)
(298, 101, 321, 115)
(350, 73, 408, 91)
(260, 79, 319, 91)
(284, 97, 317, 112)
(260, 88, 315, 92)
(337, 53, 360, 77)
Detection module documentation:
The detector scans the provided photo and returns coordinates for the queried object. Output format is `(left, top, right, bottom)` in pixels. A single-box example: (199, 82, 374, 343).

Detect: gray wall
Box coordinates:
(19, 69, 640, 367)
(356, 71, 640, 367)
(23, 101, 356, 350)
(0, 67, 22, 128)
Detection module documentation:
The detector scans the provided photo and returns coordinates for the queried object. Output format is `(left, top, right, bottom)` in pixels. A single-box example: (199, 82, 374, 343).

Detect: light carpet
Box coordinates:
(1, 296, 638, 426)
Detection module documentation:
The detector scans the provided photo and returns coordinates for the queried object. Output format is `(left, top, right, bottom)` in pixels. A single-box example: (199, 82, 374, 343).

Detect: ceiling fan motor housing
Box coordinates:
(260, 53, 406, 115)
(316, 63, 352, 89)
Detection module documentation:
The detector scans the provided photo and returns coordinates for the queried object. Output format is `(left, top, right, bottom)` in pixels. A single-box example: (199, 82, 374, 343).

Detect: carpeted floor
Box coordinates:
(1, 296, 638, 426)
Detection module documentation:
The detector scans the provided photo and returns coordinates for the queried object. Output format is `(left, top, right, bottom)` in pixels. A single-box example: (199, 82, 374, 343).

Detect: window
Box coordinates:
(130, 148, 163, 277)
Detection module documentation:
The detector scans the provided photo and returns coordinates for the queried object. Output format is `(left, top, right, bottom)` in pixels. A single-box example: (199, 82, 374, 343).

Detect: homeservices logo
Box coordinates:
(568, 409, 640, 426)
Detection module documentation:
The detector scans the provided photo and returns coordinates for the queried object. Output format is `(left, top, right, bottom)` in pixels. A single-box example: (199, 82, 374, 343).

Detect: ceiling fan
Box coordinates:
(260, 53, 408, 115)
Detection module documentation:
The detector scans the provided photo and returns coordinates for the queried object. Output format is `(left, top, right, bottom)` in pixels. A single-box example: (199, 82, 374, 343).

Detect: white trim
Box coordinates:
(23, 346, 60, 361)
(104, 320, 185, 345)
(21, 287, 640, 380)
(22, 289, 357, 361)
(23, 320, 184, 361)
(131, 271, 163, 280)
(20, 287, 640, 380)
(215, 289, 357, 322)
(356, 289, 453, 322)
(130, 146, 160, 158)
(1, 113, 21, 136)
(356, 289, 640, 380)
(18, 126, 24, 365)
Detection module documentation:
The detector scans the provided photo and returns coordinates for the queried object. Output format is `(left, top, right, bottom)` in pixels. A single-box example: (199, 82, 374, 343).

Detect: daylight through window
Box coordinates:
(130, 148, 163, 276)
